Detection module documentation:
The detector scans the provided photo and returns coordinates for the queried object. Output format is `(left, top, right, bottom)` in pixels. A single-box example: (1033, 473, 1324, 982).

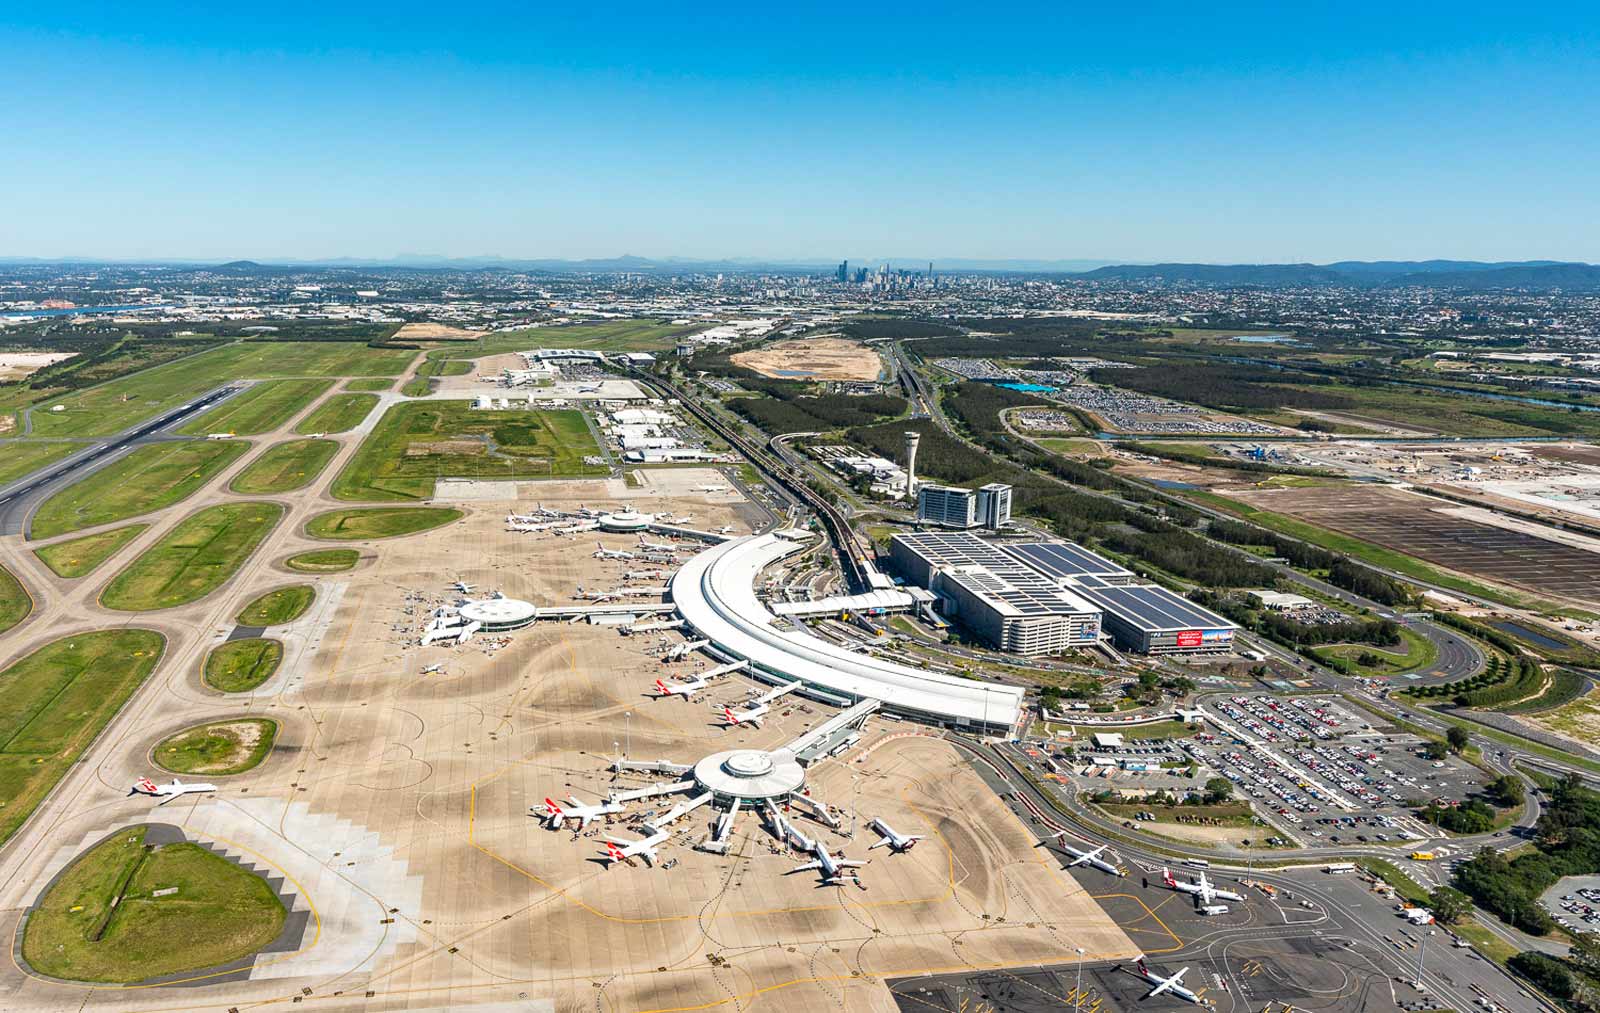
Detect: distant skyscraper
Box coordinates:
(836, 260, 849, 283)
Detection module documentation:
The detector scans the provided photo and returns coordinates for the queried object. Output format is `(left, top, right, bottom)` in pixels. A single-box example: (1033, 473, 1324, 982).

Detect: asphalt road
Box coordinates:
(0, 384, 243, 536)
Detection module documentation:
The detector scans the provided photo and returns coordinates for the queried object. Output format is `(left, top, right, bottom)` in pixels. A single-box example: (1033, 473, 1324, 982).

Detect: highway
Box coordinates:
(0, 384, 244, 536)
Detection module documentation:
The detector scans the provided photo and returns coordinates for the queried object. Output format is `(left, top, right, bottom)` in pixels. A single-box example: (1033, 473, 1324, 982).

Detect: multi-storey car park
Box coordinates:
(670, 528, 1025, 734)
(888, 531, 1239, 655)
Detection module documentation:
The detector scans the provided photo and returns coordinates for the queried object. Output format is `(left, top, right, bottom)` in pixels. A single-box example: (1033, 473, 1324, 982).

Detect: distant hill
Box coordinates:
(1076, 259, 1600, 290)
(1077, 263, 1347, 285)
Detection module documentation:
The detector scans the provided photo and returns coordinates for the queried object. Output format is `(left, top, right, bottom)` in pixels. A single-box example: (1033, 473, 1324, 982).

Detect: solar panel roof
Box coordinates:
(1073, 584, 1237, 633)
(998, 541, 1132, 579)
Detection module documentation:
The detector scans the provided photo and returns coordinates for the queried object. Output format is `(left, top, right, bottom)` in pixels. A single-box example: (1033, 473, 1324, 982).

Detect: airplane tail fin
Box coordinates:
(1163, 867, 1176, 886)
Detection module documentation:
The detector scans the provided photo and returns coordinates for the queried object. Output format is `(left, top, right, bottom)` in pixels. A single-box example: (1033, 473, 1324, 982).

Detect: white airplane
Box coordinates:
(695, 484, 729, 493)
(1162, 867, 1244, 905)
(623, 568, 669, 581)
(1054, 833, 1124, 876)
(132, 776, 217, 803)
(655, 676, 709, 700)
(717, 525, 735, 535)
(540, 795, 624, 830)
(788, 838, 866, 886)
(1130, 956, 1210, 1007)
(573, 586, 622, 602)
(449, 580, 476, 593)
(593, 543, 635, 560)
(304, 431, 327, 438)
(662, 639, 709, 661)
(867, 818, 924, 853)
(637, 536, 675, 553)
(506, 520, 547, 533)
(600, 828, 670, 867)
(422, 663, 445, 675)
(724, 703, 770, 728)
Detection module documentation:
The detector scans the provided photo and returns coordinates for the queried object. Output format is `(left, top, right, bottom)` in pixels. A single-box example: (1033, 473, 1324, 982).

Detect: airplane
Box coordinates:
(600, 828, 670, 867)
(694, 484, 730, 493)
(540, 795, 625, 830)
(573, 586, 622, 603)
(623, 568, 669, 581)
(655, 676, 709, 700)
(787, 837, 866, 886)
(1053, 832, 1125, 876)
(1162, 867, 1244, 905)
(637, 537, 675, 553)
(717, 525, 735, 535)
(593, 543, 635, 560)
(867, 818, 924, 853)
(1129, 956, 1210, 1007)
(132, 776, 217, 803)
(724, 703, 770, 728)
(662, 639, 709, 661)
(304, 431, 327, 438)
(450, 580, 476, 593)
(506, 520, 547, 533)
(422, 663, 445, 675)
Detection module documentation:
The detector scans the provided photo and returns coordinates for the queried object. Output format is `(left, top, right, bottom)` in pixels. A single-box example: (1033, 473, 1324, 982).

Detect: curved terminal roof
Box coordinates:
(672, 532, 1023, 731)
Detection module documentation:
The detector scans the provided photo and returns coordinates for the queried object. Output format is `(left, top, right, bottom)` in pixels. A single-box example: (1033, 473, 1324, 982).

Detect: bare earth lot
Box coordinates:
(1234, 484, 1600, 604)
(391, 322, 485, 341)
(0, 351, 76, 380)
(733, 337, 883, 380)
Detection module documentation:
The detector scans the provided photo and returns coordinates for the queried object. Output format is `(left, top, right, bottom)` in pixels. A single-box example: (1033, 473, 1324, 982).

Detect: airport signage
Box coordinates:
(1176, 629, 1204, 648)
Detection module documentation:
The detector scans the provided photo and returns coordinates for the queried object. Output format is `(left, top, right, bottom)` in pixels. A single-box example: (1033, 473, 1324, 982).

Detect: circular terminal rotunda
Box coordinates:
(692, 748, 805, 803)
(598, 509, 653, 533)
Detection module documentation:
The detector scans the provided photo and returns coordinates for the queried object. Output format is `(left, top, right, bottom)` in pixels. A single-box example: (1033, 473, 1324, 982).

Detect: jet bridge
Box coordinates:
(783, 698, 880, 762)
(643, 791, 714, 832)
(606, 779, 695, 805)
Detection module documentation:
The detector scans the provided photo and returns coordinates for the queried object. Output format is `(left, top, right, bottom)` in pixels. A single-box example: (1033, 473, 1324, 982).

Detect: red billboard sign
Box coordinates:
(1175, 630, 1203, 648)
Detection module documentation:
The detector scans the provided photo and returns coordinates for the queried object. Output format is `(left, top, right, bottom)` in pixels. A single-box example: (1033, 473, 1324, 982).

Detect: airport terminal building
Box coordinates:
(888, 532, 1238, 655)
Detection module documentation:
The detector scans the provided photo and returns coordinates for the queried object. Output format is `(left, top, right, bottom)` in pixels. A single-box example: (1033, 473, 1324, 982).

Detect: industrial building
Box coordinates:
(887, 532, 1238, 655)
(915, 482, 1012, 529)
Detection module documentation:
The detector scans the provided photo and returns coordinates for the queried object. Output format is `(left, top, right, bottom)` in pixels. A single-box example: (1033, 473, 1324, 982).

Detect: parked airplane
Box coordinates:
(788, 838, 866, 886)
(717, 525, 735, 535)
(541, 795, 624, 830)
(695, 484, 729, 493)
(1054, 832, 1124, 876)
(867, 818, 924, 852)
(449, 580, 476, 593)
(600, 828, 670, 867)
(573, 586, 622, 602)
(623, 569, 669, 581)
(132, 777, 217, 803)
(724, 703, 770, 728)
(593, 543, 636, 560)
(655, 676, 709, 700)
(662, 639, 709, 661)
(637, 536, 675, 553)
(1162, 867, 1244, 905)
(1129, 956, 1210, 1007)
(422, 663, 445, 675)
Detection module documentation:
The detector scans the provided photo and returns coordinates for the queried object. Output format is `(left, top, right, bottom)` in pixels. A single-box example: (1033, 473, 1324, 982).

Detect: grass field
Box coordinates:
(305, 506, 462, 540)
(1045, 720, 1202, 741)
(30, 439, 249, 539)
(102, 502, 284, 611)
(154, 718, 278, 775)
(1036, 437, 1102, 456)
(34, 524, 149, 578)
(332, 400, 604, 500)
(294, 392, 379, 434)
(0, 629, 165, 846)
(175, 379, 332, 436)
(284, 548, 360, 572)
(1312, 626, 1439, 677)
(0, 562, 30, 634)
(1099, 801, 1256, 827)
(236, 585, 313, 626)
(228, 438, 338, 495)
(343, 377, 394, 392)
(203, 638, 282, 692)
(27, 341, 419, 439)
(0, 440, 86, 486)
(20, 825, 286, 983)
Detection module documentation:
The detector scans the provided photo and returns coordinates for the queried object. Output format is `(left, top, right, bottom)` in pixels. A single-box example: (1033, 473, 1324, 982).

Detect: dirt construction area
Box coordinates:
(1233, 483, 1600, 604)
(732, 337, 883, 381)
(391, 322, 485, 341)
(0, 468, 1131, 1013)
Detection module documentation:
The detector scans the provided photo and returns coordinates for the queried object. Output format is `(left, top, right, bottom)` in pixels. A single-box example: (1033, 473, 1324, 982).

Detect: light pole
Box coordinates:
(1413, 927, 1433, 989)
(1074, 947, 1085, 1011)
(625, 711, 632, 760)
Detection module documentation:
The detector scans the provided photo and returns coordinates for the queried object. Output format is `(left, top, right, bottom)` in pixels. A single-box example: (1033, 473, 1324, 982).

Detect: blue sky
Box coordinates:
(3, 3, 1598, 264)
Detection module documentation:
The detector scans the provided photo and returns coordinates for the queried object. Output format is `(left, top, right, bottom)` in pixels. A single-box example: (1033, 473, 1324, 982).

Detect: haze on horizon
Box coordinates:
(3, 2, 1597, 265)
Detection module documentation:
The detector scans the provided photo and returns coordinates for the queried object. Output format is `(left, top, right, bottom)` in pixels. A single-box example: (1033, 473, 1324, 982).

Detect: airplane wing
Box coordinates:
(1145, 980, 1175, 998)
(789, 861, 823, 874)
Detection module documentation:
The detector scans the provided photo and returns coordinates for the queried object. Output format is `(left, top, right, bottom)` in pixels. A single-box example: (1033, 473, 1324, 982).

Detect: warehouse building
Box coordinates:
(888, 532, 1237, 655)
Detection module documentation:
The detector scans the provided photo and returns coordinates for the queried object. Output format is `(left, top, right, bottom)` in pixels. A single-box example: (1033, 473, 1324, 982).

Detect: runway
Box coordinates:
(0, 384, 244, 536)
